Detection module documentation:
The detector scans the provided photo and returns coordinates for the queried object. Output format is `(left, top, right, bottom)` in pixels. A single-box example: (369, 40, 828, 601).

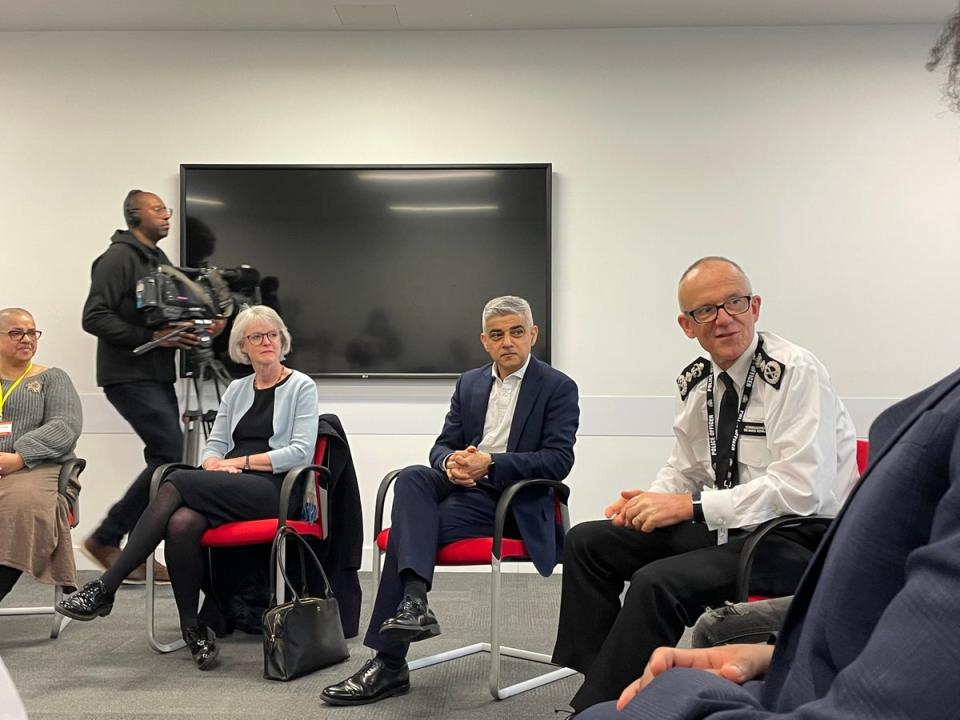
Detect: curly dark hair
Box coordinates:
(928, 4, 960, 112)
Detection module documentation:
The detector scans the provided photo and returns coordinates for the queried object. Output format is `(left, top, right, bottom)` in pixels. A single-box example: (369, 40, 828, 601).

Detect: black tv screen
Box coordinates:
(180, 164, 552, 377)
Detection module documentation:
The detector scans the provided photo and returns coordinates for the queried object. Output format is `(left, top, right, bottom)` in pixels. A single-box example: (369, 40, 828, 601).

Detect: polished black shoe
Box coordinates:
(55, 579, 115, 621)
(378, 595, 440, 643)
(320, 657, 410, 706)
(183, 625, 219, 670)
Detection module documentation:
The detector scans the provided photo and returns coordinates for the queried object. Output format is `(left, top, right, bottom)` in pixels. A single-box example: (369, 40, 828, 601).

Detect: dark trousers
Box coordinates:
(92, 381, 183, 547)
(363, 465, 518, 658)
(552, 520, 820, 711)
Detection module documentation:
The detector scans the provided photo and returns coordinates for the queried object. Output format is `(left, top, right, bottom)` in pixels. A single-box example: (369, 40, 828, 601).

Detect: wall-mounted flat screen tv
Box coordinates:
(180, 164, 552, 377)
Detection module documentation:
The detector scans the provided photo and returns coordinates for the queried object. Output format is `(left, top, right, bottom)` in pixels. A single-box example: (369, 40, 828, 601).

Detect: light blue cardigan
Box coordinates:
(200, 369, 319, 473)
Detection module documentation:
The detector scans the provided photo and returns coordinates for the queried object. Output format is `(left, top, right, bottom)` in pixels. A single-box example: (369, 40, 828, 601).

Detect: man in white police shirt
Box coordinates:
(551, 256, 858, 713)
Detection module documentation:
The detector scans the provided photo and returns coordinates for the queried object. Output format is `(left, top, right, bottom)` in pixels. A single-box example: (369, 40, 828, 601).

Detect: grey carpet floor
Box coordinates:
(1, 571, 587, 719)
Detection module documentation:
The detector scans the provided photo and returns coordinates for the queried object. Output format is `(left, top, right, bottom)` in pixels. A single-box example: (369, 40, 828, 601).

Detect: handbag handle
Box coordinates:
(268, 525, 335, 608)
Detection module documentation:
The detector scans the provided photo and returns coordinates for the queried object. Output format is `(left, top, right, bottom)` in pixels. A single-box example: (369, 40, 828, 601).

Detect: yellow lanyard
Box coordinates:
(0, 362, 33, 421)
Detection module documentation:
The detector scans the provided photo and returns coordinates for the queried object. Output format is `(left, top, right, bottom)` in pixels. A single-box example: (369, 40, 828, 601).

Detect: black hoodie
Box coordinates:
(82, 230, 176, 386)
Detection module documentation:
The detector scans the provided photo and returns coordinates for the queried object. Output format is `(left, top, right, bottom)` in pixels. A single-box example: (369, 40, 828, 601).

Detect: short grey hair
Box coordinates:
(482, 296, 534, 329)
(228, 305, 292, 364)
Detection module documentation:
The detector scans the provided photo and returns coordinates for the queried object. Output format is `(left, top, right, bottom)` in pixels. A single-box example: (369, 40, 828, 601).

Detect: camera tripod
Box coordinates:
(133, 319, 233, 465)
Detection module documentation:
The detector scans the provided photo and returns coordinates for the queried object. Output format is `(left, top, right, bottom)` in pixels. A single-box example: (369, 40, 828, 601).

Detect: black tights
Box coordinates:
(0, 565, 23, 601)
(100, 482, 210, 631)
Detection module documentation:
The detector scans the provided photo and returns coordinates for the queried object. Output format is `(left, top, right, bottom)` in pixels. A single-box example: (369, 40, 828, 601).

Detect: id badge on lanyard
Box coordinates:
(705, 339, 763, 546)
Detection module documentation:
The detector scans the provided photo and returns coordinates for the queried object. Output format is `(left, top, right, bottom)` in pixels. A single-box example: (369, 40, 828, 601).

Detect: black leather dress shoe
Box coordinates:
(379, 595, 440, 643)
(55, 579, 115, 621)
(183, 626, 219, 671)
(320, 657, 410, 706)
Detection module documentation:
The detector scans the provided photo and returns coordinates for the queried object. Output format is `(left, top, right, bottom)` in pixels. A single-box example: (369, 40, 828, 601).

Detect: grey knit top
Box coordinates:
(0, 367, 82, 467)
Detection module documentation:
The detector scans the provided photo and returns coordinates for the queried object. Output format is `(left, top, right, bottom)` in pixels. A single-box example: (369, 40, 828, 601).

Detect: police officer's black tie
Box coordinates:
(715, 372, 740, 488)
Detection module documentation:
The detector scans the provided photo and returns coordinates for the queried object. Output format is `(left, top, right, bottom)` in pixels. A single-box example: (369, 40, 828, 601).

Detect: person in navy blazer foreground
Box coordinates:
(322, 296, 580, 706)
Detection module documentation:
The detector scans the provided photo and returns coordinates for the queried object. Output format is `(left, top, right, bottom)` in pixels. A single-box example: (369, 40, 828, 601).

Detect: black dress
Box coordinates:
(166, 374, 296, 527)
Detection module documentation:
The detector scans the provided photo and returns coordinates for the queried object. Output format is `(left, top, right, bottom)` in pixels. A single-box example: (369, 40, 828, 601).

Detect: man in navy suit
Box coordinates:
(322, 295, 579, 706)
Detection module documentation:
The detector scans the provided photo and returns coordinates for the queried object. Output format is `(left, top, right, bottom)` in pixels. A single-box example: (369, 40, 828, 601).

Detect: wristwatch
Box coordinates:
(691, 491, 705, 523)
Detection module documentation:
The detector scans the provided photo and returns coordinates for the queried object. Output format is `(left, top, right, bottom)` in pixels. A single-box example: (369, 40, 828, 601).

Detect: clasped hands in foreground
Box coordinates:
(613, 644, 773, 711)
(604, 489, 693, 533)
(444, 445, 492, 487)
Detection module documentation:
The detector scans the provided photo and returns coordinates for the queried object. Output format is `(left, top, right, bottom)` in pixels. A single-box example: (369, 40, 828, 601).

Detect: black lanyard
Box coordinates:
(705, 337, 762, 490)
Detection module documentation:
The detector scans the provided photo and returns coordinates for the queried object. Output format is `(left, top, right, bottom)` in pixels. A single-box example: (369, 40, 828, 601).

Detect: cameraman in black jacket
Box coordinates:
(81, 189, 200, 583)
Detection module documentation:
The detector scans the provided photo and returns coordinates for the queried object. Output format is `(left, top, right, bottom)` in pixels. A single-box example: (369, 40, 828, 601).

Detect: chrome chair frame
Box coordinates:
(145, 460, 330, 654)
(372, 469, 577, 700)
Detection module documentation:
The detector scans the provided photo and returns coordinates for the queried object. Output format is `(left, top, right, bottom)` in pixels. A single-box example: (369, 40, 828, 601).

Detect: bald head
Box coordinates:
(676, 257, 761, 370)
(678, 257, 752, 310)
(0, 307, 33, 326)
(123, 189, 171, 245)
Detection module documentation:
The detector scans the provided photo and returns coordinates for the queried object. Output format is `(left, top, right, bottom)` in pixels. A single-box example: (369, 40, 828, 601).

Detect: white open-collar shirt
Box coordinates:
(476, 354, 531, 455)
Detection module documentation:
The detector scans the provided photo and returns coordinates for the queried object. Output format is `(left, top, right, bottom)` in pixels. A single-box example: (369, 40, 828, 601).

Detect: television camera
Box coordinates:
(133, 264, 261, 462)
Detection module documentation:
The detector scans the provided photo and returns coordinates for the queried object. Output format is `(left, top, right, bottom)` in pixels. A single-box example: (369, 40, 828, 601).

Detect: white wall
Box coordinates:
(2, 25, 957, 568)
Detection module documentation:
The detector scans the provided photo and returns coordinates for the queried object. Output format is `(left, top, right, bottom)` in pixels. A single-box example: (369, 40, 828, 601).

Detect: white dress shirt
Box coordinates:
(649, 331, 859, 531)
(477, 355, 530, 455)
(439, 356, 530, 473)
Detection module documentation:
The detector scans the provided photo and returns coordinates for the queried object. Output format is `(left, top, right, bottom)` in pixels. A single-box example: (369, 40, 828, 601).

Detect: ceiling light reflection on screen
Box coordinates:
(388, 204, 500, 213)
(358, 170, 497, 182)
(185, 195, 225, 207)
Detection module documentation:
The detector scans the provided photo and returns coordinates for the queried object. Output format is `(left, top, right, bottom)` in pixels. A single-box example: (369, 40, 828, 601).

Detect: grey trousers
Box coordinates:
(691, 595, 793, 648)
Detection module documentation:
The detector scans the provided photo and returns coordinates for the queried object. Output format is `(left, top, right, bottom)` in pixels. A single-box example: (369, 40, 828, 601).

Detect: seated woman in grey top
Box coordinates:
(0, 307, 82, 603)
(58, 306, 318, 670)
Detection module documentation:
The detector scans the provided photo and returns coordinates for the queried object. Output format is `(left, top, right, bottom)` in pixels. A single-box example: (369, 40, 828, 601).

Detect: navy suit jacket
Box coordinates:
(608, 367, 960, 720)
(428, 355, 580, 576)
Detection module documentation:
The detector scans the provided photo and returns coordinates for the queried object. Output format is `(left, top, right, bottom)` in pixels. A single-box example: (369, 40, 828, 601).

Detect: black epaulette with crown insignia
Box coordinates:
(677, 357, 711, 401)
(753, 345, 786, 389)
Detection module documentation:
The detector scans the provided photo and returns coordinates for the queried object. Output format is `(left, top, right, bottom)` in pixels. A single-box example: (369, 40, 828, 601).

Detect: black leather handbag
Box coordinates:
(262, 526, 349, 681)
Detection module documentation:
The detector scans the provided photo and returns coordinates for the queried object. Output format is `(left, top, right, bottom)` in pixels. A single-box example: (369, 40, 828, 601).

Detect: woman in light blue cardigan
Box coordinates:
(59, 306, 318, 670)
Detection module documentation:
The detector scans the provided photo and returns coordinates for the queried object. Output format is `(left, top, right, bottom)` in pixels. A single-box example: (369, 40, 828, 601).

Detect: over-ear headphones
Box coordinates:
(123, 188, 143, 228)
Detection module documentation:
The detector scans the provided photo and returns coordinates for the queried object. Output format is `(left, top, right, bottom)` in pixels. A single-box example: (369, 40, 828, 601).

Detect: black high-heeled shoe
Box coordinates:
(183, 625, 219, 670)
(56, 579, 115, 621)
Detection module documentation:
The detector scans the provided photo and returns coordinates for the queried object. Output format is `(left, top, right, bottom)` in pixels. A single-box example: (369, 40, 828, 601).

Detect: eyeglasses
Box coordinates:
(6, 329, 42, 341)
(244, 330, 281, 345)
(685, 295, 752, 324)
(148, 206, 173, 218)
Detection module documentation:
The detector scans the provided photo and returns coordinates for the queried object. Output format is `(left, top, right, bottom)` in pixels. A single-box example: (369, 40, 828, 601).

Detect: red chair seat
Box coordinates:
(196, 436, 331, 548)
(202, 519, 323, 547)
(375, 528, 529, 565)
